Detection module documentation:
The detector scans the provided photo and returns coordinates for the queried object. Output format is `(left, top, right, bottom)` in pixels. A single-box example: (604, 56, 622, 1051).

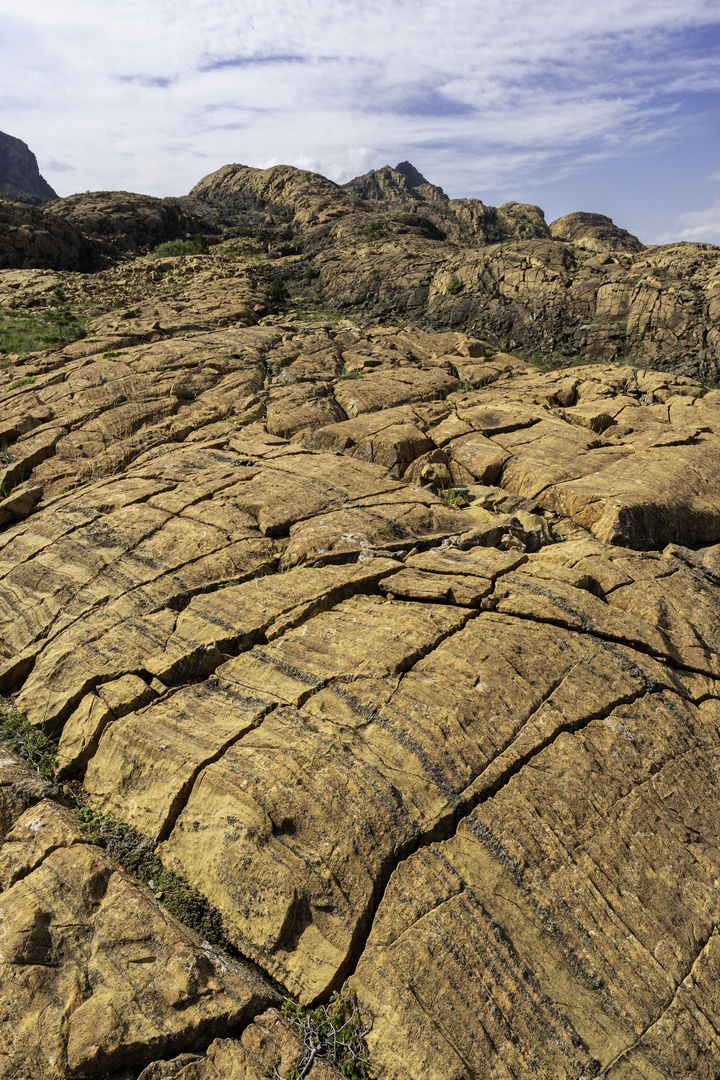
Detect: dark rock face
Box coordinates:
(0, 131, 58, 202)
(0, 201, 89, 271)
(46, 191, 222, 264)
(344, 161, 450, 208)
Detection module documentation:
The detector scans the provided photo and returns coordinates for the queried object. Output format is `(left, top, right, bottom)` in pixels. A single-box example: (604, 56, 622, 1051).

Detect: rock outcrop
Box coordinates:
(0, 131, 58, 202)
(0, 201, 89, 271)
(3, 165, 720, 1079)
(343, 161, 551, 244)
(4, 160, 720, 379)
(46, 192, 223, 264)
(549, 210, 645, 254)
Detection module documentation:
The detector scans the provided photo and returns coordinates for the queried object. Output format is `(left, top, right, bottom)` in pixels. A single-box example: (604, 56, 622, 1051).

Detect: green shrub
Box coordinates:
(72, 805, 129, 844)
(365, 220, 384, 240)
(265, 992, 372, 1079)
(0, 711, 57, 780)
(153, 234, 209, 257)
(268, 278, 289, 303)
(447, 276, 465, 295)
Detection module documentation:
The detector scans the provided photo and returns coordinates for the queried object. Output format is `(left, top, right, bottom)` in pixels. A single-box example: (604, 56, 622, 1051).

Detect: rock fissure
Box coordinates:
(4, 159, 720, 1077)
(598, 926, 720, 1077)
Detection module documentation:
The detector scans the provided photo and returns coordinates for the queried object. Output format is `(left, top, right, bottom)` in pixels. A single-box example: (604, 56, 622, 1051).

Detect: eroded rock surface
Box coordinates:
(3, 171, 720, 1079)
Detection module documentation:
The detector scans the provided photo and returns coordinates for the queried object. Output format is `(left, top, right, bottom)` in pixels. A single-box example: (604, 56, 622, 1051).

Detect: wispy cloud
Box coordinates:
(200, 54, 308, 72)
(659, 200, 720, 242)
(1, 1, 719, 240)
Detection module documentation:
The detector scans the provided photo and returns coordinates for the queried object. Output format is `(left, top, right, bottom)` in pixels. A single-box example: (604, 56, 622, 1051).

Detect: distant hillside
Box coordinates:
(343, 160, 552, 243)
(0, 131, 58, 202)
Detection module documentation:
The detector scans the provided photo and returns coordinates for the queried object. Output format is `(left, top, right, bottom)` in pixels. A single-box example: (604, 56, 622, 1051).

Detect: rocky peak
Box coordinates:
(0, 131, 58, 203)
(394, 160, 433, 188)
(550, 210, 644, 254)
(344, 161, 449, 207)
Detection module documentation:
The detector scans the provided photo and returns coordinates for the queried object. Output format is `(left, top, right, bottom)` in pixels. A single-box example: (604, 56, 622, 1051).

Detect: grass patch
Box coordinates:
(0, 711, 57, 781)
(0, 312, 59, 356)
(266, 992, 372, 1079)
(5, 375, 37, 391)
(0, 289, 86, 357)
(438, 486, 466, 508)
(338, 367, 363, 379)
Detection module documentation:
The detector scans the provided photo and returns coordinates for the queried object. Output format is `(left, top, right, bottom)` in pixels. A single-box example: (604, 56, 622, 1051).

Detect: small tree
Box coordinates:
(44, 286, 86, 344)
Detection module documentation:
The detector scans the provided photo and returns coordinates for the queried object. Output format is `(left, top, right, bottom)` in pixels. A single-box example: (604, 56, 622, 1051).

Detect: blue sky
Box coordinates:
(2, 0, 720, 244)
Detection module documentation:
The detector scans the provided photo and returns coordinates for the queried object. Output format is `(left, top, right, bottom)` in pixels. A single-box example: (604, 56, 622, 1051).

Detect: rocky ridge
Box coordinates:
(2, 162, 720, 1078)
(1, 160, 719, 380)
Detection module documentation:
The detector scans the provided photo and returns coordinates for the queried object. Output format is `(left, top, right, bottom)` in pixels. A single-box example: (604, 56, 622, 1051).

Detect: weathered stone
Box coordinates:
(0, 746, 58, 840)
(0, 808, 279, 1080)
(137, 1009, 340, 1080)
(346, 686, 720, 1079)
(5, 161, 720, 1080)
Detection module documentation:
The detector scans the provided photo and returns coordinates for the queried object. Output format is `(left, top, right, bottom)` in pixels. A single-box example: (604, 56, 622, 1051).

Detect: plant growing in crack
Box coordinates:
(0, 711, 57, 780)
(264, 992, 372, 1080)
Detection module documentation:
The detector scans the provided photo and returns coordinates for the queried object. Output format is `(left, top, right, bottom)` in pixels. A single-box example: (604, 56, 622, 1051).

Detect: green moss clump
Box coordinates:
(79, 816, 227, 945)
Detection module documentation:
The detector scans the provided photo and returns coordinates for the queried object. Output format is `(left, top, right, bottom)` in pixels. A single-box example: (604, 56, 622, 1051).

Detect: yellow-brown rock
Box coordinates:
(0, 791, 279, 1080)
(4, 164, 720, 1079)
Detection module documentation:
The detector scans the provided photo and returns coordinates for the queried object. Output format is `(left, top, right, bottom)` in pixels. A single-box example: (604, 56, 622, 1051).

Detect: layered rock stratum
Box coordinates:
(2, 159, 720, 1079)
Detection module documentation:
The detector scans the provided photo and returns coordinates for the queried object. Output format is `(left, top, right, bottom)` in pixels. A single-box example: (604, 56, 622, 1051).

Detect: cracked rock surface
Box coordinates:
(3, 178, 720, 1078)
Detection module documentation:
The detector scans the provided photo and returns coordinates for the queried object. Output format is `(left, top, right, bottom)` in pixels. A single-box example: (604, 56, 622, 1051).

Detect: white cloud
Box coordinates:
(1, 0, 719, 230)
(659, 200, 720, 243)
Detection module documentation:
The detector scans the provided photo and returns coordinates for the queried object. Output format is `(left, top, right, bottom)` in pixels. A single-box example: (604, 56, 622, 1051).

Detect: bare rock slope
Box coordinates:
(2, 168, 720, 1079)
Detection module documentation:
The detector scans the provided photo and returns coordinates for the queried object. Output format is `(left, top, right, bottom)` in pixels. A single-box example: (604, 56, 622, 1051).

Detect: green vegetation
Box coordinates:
(447, 276, 465, 295)
(214, 245, 240, 258)
(304, 264, 320, 282)
(268, 278, 290, 302)
(45, 286, 86, 343)
(438, 485, 466, 508)
(5, 375, 37, 391)
(70, 804, 228, 945)
(265, 992, 372, 1079)
(72, 805, 129, 844)
(153, 234, 209, 257)
(0, 287, 86, 358)
(338, 367, 363, 379)
(365, 220, 384, 240)
(0, 711, 57, 781)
